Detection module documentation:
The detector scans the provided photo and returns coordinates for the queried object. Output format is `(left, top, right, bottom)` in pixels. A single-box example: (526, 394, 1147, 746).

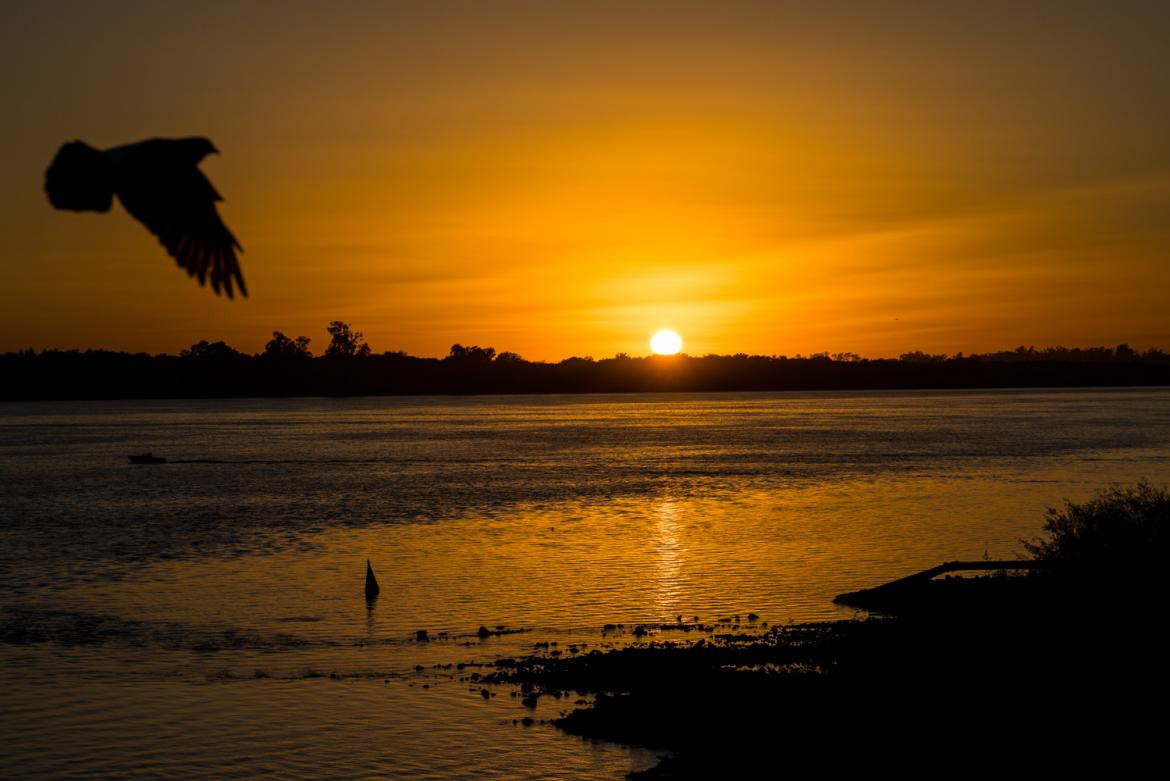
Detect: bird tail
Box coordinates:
(45, 141, 114, 212)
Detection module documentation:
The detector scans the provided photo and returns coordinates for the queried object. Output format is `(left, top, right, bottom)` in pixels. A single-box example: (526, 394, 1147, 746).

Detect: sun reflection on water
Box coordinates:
(653, 497, 688, 618)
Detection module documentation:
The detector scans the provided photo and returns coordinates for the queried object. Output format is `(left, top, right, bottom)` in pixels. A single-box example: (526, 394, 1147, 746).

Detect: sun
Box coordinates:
(650, 329, 683, 355)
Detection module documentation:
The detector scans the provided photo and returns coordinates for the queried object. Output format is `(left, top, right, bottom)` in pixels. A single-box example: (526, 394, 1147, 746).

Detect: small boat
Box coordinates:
(128, 453, 167, 464)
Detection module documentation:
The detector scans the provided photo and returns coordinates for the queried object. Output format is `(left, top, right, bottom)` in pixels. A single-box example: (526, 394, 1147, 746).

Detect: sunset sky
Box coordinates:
(3, 1, 1168, 360)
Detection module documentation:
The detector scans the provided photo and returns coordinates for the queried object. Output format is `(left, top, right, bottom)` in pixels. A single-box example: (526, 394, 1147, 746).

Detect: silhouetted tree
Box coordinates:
(447, 344, 496, 362)
(899, 351, 946, 363)
(263, 330, 312, 359)
(5, 336, 1170, 400)
(325, 321, 370, 358)
(180, 340, 242, 360)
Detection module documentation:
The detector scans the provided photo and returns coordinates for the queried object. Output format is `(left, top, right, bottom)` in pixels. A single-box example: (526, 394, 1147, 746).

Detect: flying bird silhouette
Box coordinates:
(45, 137, 246, 298)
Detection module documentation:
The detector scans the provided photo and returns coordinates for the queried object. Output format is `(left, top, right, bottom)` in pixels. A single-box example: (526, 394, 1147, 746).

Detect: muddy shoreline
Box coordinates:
(479, 574, 1169, 776)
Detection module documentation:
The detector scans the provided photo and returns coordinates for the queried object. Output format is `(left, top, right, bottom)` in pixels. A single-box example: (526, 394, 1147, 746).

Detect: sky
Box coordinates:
(2, 0, 1169, 360)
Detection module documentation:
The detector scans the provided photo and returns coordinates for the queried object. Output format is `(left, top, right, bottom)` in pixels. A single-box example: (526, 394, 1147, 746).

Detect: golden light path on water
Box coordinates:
(654, 498, 686, 616)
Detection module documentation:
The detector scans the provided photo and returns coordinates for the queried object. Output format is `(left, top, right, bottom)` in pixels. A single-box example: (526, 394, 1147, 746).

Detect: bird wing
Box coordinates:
(115, 162, 247, 299)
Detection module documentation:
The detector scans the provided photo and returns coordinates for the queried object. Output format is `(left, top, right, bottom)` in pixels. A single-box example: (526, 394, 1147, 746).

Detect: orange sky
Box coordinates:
(2, 1, 1169, 360)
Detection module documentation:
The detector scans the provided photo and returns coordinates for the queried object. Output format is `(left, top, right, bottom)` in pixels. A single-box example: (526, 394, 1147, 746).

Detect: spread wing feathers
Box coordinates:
(45, 141, 114, 212)
(115, 166, 247, 299)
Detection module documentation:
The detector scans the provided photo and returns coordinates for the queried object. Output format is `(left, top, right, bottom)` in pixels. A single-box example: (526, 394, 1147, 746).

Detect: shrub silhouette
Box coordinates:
(1023, 481, 1170, 568)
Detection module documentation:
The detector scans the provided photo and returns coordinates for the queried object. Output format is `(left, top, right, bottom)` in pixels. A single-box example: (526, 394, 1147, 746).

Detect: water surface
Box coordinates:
(3, 389, 1168, 778)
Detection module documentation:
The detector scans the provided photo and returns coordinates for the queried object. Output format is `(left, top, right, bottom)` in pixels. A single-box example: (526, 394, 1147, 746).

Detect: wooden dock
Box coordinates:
(834, 559, 1053, 612)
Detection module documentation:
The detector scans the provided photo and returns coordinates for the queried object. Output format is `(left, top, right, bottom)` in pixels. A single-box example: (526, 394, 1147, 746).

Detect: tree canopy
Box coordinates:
(4, 326, 1170, 400)
(325, 321, 370, 358)
(263, 331, 312, 360)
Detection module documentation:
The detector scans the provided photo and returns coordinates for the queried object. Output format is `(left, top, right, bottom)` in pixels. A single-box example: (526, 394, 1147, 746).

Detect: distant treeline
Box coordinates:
(3, 323, 1169, 400)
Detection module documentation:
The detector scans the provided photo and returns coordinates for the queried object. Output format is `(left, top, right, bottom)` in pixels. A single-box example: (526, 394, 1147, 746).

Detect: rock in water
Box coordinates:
(365, 559, 380, 601)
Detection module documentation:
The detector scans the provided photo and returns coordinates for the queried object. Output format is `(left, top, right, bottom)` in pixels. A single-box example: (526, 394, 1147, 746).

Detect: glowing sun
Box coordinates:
(650, 329, 683, 355)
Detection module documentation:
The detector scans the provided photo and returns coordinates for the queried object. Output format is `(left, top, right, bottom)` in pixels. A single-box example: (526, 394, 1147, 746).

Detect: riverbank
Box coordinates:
(482, 572, 1169, 776)
(6, 344, 1169, 399)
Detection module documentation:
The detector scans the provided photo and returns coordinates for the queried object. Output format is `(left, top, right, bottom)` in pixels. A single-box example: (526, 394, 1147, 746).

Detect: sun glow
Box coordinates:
(650, 330, 683, 355)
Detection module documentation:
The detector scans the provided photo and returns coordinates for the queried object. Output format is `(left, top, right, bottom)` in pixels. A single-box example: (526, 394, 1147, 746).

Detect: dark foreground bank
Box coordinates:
(479, 483, 1170, 777)
(481, 570, 1169, 777)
